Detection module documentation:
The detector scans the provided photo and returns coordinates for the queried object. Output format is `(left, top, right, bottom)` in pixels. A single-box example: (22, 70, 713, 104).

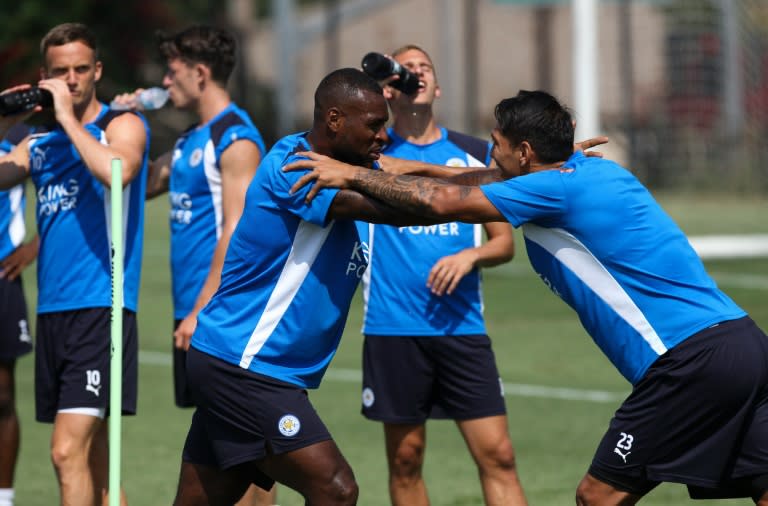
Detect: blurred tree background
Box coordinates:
(2, 0, 768, 192)
(0, 0, 321, 151)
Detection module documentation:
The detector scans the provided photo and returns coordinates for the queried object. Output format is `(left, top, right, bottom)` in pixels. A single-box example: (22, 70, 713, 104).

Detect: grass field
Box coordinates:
(10, 192, 768, 505)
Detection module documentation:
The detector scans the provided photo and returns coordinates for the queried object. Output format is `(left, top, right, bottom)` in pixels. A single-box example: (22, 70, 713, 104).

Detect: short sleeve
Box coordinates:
(265, 153, 340, 227)
(480, 171, 568, 227)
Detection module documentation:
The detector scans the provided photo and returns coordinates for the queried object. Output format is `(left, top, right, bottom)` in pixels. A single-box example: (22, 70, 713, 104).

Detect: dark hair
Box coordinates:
(494, 90, 574, 163)
(157, 25, 236, 86)
(40, 23, 99, 59)
(313, 68, 383, 122)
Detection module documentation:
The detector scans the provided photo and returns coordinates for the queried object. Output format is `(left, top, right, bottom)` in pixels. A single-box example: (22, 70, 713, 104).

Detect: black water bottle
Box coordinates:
(361, 53, 420, 95)
(0, 87, 54, 116)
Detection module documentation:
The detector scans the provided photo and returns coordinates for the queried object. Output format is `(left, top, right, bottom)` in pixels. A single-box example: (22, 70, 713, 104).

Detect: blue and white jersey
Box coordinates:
(169, 103, 265, 319)
(480, 151, 746, 384)
(192, 132, 369, 389)
(361, 128, 490, 336)
(28, 106, 150, 313)
(0, 124, 30, 261)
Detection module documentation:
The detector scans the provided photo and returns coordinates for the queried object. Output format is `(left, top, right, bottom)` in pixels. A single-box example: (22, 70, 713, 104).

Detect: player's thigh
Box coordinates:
(0, 360, 14, 409)
(259, 439, 355, 496)
(51, 412, 103, 455)
(175, 460, 252, 506)
(0, 276, 32, 366)
(430, 334, 506, 420)
(591, 317, 768, 494)
(730, 323, 768, 485)
(172, 318, 195, 408)
(36, 308, 137, 422)
(456, 414, 515, 464)
(36, 310, 108, 422)
(362, 335, 435, 423)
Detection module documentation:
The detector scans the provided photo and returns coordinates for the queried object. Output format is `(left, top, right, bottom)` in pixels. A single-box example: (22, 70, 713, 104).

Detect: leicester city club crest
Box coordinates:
(189, 147, 203, 167)
(362, 387, 375, 408)
(278, 414, 301, 437)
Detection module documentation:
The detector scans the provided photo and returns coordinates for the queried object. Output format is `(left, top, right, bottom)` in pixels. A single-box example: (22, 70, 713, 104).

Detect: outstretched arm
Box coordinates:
(377, 154, 504, 184)
(342, 134, 609, 185)
(284, 152, 505, 224)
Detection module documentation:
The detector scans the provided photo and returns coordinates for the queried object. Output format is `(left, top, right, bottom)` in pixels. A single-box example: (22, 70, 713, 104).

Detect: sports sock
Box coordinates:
(0, 488, 14, 506)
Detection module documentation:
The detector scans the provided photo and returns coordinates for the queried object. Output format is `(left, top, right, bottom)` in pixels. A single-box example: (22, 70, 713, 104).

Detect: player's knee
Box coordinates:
(50, 438, 84, 471)
(575, 476, 603, 506)
(325, 467, 358, 505)
(486, 438, 519, 472)
(390, 443, 425, 478)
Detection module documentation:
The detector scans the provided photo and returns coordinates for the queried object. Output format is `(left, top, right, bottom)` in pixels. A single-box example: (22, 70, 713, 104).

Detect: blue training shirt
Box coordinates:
(28, 106, 150, 313)
(0, 124, 30, 261)
(361, 127, 490, 336)
(168, 103, 265, 319)
(480, 151, 746, 384)
(191, 132, 370, 389)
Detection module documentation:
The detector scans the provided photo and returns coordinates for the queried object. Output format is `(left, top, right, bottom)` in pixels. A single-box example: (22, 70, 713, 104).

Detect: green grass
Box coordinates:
(11, 193, 768, 505)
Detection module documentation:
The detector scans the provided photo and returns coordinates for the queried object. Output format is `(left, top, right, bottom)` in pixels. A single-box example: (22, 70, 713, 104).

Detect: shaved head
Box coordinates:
(313, 68, 383, 124)
(308, 67, 388, 167)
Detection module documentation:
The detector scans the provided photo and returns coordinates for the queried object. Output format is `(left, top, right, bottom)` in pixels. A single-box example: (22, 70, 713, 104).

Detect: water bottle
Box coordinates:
(361, 53, 420, 95)
(0, 87, 54, 116)
(110, 87, 169, 111)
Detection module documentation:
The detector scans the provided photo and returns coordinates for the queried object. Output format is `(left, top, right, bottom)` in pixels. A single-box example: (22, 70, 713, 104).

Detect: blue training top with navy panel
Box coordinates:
(168, 103, 266, 319)
(480, 151, 746, 384)
(192, 132, 369, 389)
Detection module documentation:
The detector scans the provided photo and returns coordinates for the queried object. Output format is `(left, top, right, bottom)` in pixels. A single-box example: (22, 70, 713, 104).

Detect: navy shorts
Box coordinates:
(589, 317, 768, 499)
(0, 275, 32, 361)
(35, 308, 138, 423)
(172, 319, 195, 408)
(182, 347, 333, 488)
(361, 334, 506, 423)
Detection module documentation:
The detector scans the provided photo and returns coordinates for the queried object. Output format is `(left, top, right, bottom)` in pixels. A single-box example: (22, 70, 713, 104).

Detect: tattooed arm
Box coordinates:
(327, 189, 439, 226)
(345, 171, 503, 223)
(285, 153, 505, 224)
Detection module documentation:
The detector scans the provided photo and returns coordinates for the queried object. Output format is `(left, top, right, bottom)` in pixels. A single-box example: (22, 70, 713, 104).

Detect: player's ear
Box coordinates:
(519, 141, 533, 167)
(434, 83, 441, 99)
(327, 107, 344, 133)
(193, 63, 211, 92)
(93, 61, 103, 82)
(195, 63, 209, 83)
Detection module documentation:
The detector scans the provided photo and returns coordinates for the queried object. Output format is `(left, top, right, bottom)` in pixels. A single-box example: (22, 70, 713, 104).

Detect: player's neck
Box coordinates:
(74, 97, 102, 125)
(306, 130, 327, 157)
(392, 108, 441, 145)
(196, 86, 231, 125)
(527, 160, 566, 174)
